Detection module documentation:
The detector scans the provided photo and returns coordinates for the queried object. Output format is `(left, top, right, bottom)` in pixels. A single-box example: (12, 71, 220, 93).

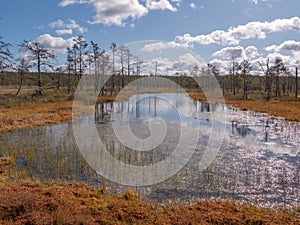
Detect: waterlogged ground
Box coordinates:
(0, 93, 300, 208)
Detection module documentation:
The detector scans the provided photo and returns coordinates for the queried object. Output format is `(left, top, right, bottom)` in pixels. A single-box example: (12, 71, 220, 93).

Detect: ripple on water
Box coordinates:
(0, 93, 299, 208)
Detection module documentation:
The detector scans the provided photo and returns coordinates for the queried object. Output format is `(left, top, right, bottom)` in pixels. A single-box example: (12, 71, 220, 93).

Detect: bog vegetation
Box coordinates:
(1, 35, 300, 224)
(0, 158, 300, 225)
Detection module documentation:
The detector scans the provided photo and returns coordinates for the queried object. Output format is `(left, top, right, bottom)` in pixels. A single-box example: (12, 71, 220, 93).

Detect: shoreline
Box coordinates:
(1, 92, 300, 223)
(0, 90, 299, 134)
(189, 91, 300, 122)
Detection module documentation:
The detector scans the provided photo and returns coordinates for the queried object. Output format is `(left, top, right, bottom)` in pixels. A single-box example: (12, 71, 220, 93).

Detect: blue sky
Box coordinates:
(1, 0, 300, 74)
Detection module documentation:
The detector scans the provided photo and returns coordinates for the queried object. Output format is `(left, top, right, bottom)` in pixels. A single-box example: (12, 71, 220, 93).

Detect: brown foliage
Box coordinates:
(0, 180, 299, 225)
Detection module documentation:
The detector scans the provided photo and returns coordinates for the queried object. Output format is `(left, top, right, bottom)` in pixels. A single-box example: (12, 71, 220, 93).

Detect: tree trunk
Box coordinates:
(94, 58, 98, 94)
(127, 49, 130, 77)
(243, 70, 247, 100)
(231, 71, 234, 93)
(275, 68, 280, 98)
(37, 54, 41, 87)
(67, 62, 71, 94)
(110, 75, 115, 96)
(121, 56, 124, 89)
(266, 63, 271, 101)
(296, 67, 298, 99)
(232, 60, 236, 95)
(15, 74, 24, 97)
(79, 48, 82, 79)
(74, 51, 77, 76)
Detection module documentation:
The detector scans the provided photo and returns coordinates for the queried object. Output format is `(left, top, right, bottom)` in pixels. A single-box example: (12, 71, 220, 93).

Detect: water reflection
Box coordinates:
(0, 93, 300, 208)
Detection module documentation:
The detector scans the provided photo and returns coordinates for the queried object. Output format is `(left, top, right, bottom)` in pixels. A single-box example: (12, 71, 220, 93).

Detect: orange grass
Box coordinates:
(1, 90, 299, 134)
(0, 155, 300, 225)
(189, 92, 300, 122)
(0, 180, 299, 224)
(0, 89, 185, 133)
(0, 94, 126, 133)
(0, 101, 74, 133)
(0, 158, 299, 225)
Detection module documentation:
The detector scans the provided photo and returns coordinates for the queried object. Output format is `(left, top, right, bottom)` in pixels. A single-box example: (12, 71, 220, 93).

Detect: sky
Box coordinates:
(1, 0, 300, 75)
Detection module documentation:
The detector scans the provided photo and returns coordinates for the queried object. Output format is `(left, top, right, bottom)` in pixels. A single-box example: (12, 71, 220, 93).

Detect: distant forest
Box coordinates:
(0, 35, 299, 101)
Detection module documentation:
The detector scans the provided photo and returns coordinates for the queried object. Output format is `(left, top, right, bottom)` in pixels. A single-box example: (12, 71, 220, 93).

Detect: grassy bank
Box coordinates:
(0, 158, 299, 225)
(0, 89, 110, 133)
(1, 90, 300, 224)
(1, 89, 300, 133)
(0, 88, 182, 133)
(189, 92, 300, 122)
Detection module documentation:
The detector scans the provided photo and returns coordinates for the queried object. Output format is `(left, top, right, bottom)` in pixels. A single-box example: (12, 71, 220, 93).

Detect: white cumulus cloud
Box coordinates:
(90, 0, 148, 26)
(59, 0, 88, 7)
(35, 34, 75, 53)
(146, 0, 177, 11)
(244, 46, 260, 59)
(175, 17, 300, 46)
(212, 46, 260, 60)
(265, 40, 300, 52)
(208, 59, 231, 75)
(173, 53, 205, 71)
(210, 50, 299, 75)
(49, 19, 87, 35)
(59, 0, 178, 26)
(56, 29, 73, 35)
(265, 52, 294, 68)
(141, 41, 188, 52)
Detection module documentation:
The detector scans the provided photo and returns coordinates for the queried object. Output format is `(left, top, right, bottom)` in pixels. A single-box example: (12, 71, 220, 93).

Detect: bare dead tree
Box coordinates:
(231, 58, 235, 94)
(119, 45, 127, 89)
(272, 57, 285, 98)
(231, 58, 241, 95)
(66, 50, 74, 93)
(208, 63, 222, 93)
(98, 52, 110, 96)
(136, 57, 141, 76)
(20, 40, 55, 87)
(127, 48, 132, 77)
(110, 42, 117, 96)
(73, 36, 88, 79)
(126, 48, 134, 86)
(0, 37, 13, 72)
(68, 45, 77, 76)
(15, 58, 30, 96)
(296, 67, 299, 99)
(91, 41, 100, 93)
(240, 60, 251, 100)
(259, 58, 271, 101)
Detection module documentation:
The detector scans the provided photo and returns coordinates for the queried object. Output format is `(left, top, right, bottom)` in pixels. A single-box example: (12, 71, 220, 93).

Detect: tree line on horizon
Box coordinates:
(0, 34, 299, 101)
